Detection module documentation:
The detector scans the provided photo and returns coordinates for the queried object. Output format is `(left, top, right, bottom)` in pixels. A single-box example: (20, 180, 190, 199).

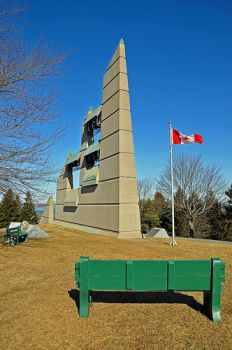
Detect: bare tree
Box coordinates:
(137, 177, 155, 211)
(0, 1, 64, 197)
(157, 154, 226, 237)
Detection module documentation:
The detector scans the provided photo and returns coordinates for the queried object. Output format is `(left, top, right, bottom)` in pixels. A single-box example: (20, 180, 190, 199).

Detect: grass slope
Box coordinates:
(0, 225, 231, 350)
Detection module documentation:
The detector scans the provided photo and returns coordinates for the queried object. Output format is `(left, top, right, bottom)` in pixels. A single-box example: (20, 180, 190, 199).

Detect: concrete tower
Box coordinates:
(99, 39, 141, 238)
(41, 40, 141, 238)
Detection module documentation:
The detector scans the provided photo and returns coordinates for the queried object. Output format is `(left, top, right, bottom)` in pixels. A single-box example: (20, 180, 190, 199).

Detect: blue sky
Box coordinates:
(24, 0, 232, 195)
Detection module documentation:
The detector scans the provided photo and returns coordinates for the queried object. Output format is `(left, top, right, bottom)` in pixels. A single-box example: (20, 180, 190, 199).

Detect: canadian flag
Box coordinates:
(172, 129, 203, 145)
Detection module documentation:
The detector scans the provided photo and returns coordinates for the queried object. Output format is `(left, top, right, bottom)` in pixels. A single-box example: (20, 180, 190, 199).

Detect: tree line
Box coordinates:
(138, 155, 232, 241)
(0, 189, 38, 228)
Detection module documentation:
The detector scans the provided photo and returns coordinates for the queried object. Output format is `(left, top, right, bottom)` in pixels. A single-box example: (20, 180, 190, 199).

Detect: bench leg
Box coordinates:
(79, 285, 89, 318)
(79, 256, 89, 318)
(203, 290, 221, 322)
(203, 259, 223, 322)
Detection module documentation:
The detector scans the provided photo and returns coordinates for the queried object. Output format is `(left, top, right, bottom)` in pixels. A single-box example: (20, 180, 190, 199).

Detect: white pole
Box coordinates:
(169, 121, 177, 246)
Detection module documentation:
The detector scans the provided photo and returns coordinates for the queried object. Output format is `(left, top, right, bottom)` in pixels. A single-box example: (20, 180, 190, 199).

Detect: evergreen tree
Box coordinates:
(14, 195, 22, 222)
(174, 188, 189, 237)
(0, 189, 22, 228)
(140, 199, 160, 233)
(159, 199, 172, 234)
(225, 185, 232, 205)
(207, 200, 227, 240)
(0, 203, 6, 229)
(21, 191, 38, 224)
(224, 185, 232, 240)
(175, 210, 189, 237)
(153, 192, 166, 218)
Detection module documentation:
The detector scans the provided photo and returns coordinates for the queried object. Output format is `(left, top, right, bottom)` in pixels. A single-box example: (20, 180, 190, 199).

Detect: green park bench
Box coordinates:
(74, 256, 225, 322)
(4, 226, 28, 246)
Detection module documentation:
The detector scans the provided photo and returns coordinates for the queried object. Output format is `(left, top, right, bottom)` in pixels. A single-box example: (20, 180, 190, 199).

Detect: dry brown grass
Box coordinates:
(0, 224, 231, 350)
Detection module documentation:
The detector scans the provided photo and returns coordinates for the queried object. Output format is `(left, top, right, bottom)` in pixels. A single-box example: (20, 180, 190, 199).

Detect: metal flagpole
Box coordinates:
(169, 121, 177, 246)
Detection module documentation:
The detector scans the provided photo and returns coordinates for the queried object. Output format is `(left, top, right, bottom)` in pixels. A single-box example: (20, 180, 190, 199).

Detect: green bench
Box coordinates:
(74, 256, 225, 322)
(4, 226, 28, 246)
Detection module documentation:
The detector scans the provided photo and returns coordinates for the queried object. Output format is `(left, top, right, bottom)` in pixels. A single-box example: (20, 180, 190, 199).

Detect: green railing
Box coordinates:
(74, 257, 225, 322)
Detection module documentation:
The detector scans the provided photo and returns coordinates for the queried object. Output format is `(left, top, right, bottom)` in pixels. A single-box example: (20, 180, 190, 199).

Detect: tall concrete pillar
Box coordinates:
(100, 39, 141, 238)
(40, 195, 54, 224)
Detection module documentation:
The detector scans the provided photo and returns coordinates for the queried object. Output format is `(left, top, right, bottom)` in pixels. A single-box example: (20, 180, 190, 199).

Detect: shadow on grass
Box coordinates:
(143, 238, 172, 245)
(68, 289, 203, 315)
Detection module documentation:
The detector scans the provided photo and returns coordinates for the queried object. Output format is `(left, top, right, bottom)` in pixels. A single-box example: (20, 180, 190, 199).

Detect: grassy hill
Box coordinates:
(0, 225, 231, 350)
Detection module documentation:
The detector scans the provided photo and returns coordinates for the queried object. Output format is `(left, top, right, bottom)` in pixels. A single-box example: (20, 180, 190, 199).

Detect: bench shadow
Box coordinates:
(68, 289, 203, 315)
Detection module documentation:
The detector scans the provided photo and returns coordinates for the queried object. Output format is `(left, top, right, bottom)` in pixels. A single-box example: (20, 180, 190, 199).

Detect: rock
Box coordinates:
(21, 221, 30, 231)
(26, 225, 48, 238)
(9, 222, 21, 229)
(146, 227, 169, 238)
